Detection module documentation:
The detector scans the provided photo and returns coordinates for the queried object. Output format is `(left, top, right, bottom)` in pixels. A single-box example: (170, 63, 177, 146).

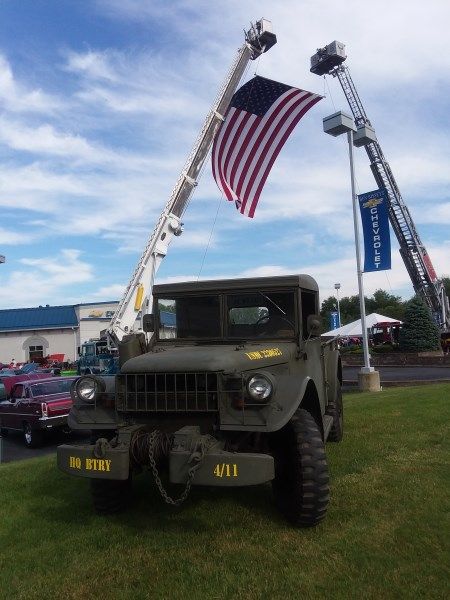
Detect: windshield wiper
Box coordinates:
(258, 292, 294, 327)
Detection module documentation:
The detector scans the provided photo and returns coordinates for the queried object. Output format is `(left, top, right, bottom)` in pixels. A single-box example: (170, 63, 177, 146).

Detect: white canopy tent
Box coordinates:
(322, 313, 401, 337)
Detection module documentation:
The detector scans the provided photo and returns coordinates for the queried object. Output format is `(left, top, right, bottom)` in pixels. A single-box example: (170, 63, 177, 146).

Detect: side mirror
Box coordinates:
(77, 346, 81, 356)
(307, 314, 322, 337)
(143, 313, 155, 333)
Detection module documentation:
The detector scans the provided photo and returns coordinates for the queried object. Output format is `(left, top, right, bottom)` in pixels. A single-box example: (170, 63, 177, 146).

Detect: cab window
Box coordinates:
(82, 345, 95, 356)
(301, 290, 318, 339)
(227, 291, 295, 339)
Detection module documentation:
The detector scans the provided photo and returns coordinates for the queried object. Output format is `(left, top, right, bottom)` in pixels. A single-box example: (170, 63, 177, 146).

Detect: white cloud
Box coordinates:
(0, 227, 36, 245)
(91, 284, 126, 299)
(0, 54, 61, 113)
(0, 250, 94, 309)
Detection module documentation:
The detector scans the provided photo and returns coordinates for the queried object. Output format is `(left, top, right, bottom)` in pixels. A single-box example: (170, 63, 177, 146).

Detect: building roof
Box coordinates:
(0, 305, 78, 332)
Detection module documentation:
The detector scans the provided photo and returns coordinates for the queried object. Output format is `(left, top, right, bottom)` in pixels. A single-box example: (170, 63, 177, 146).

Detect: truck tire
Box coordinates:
(90, 477, 132, 514)
(23, 422, 44, 448)
(270, 408, 329, 527)
(327, 381, 344, 442)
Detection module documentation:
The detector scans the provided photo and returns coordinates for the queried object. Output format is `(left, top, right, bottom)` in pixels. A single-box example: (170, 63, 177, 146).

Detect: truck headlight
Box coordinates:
(247, 374, 273, 401)
(71, 375, 105, 405)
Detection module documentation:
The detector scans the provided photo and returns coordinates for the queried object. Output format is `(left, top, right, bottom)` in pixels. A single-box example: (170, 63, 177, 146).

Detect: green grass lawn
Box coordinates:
(1, 384, 449, 599)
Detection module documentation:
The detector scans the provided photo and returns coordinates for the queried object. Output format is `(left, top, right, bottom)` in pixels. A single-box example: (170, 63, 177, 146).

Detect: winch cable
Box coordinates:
(130, 430, 215, 506)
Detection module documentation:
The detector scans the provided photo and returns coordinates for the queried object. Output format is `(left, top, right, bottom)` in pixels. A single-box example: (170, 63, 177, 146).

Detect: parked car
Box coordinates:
(0, 373, 51, 401)
(0, 376, 78, 447)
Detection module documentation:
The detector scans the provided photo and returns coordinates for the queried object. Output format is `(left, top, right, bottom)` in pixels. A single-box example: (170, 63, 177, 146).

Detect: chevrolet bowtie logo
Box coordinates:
(363, 197, 383, 209)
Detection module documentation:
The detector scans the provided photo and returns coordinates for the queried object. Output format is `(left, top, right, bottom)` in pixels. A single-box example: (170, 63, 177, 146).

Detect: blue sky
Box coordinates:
(0, 0, 449, 310)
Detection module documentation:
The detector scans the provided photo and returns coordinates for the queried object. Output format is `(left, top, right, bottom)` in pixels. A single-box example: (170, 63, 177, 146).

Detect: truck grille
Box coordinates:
(117, 372, 219, 412)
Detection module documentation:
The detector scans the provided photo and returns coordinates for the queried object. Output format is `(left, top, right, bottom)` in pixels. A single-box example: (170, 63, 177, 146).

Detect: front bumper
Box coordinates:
(57, 442, 131, 480)
(38, 414, 69, 430)
(57, 426, 275, 487)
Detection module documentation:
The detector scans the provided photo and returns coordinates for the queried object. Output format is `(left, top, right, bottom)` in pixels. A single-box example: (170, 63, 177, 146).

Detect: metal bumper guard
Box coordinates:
(57, 426, 275, 487)
(169, 426, 274, 487)
(57, 442, 131, 480)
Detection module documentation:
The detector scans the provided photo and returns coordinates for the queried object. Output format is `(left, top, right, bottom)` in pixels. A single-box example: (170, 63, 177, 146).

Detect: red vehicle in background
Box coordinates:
(0, 376, 78, 447)
(0, 373, 50, 400)
(370, 321, 402, 346)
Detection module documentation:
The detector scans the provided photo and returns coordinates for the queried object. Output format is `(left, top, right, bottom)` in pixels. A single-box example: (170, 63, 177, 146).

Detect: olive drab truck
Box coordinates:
(57, 19, 343, 527)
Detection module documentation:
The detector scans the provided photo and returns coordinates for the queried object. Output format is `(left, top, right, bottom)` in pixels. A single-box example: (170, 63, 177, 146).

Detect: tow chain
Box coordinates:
(148, 430, 215, 506)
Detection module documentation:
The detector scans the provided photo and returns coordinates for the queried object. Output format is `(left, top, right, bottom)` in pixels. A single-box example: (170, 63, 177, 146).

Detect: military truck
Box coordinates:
(57, 274, 342, 526)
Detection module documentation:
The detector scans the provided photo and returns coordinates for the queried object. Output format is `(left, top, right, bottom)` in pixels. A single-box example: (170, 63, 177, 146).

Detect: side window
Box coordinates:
(0, 382, 6, 401)
(301, 290, 318, 339)
(12, 385, 24, 399)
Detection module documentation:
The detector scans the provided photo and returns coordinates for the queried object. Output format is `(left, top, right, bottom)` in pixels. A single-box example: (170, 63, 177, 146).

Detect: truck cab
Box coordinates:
(77, 339, 117, 375)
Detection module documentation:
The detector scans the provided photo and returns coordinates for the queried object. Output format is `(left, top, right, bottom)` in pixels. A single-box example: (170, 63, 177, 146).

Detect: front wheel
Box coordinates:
(90, 477, 132, 514)
(23, 422, 44, 448)
(270, 408, 330, 527)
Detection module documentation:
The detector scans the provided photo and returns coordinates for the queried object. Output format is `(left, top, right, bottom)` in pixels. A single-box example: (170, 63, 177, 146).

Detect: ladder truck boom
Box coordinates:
(311, 42, 450, 330)
(107, 19, 277, 346)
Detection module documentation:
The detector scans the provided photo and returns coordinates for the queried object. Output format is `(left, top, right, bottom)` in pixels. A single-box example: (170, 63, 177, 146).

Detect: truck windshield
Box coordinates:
(157, 295, 221, 339)
(156, 290, 295, 340)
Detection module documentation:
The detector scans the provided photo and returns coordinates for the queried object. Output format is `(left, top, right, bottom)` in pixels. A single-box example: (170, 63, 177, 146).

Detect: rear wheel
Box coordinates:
(270, 408, 329, 527)
(90, 477, 132, 514)
(23, 422, 44, 448)
(327, 381, 344, 442)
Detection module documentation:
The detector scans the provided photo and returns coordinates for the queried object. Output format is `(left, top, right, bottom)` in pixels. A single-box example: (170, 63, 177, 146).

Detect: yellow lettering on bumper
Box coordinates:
(84, 458, 113, 471)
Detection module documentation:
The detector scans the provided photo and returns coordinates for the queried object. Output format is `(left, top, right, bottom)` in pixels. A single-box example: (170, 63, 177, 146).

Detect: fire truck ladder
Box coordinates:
(311, 43, 449, 328)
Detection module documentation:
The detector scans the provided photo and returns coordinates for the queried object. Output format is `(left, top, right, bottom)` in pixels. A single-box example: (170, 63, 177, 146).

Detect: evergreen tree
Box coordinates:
(442, 276, 450, 299)
(399, 296, 441, 352)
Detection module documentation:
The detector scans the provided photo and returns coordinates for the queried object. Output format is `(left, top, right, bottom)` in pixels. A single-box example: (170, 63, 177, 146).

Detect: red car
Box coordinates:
(0, 376, 78, 447)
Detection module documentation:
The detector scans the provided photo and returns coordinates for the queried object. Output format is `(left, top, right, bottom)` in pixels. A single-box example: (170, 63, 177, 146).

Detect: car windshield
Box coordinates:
(31, 379, 75, 396)
(156, 290, 296, 341)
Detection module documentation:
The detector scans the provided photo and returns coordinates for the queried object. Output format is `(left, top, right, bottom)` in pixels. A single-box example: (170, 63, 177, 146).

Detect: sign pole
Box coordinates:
(347, 131, 372, 372)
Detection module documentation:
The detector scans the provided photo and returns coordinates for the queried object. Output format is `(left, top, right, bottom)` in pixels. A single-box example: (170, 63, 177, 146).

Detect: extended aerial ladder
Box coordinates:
(106, 19, 276, 348)
(311, 42, 450, 330)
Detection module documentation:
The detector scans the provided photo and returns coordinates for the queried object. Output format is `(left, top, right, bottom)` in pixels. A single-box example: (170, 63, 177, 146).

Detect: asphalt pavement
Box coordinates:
(0, 429, 90, 464)
(343, 365, 450, 386)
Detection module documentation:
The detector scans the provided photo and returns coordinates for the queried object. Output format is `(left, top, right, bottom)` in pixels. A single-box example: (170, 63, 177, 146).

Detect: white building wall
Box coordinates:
(75, 303, 118, 346)
(0, 302, 119, 365)
(0, 328, 77, 364)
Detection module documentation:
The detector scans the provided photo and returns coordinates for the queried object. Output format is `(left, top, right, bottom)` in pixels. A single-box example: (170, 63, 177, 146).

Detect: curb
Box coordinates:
(343, 379, 450, 389)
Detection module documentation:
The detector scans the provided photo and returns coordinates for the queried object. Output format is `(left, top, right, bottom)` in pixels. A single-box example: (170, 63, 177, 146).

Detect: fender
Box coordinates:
(266, 376, 319, 433)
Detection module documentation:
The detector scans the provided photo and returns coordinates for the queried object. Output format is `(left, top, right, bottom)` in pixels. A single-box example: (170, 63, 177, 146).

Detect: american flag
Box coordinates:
(212, 76, 322, 218)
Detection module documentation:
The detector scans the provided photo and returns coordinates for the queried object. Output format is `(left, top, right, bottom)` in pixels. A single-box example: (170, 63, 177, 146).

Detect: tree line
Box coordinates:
(321, 277, 450, 329)
(321, 277, 450, 352)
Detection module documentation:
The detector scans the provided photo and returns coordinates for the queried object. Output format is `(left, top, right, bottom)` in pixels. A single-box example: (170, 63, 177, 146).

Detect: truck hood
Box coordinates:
(122, 342, 295, 373)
